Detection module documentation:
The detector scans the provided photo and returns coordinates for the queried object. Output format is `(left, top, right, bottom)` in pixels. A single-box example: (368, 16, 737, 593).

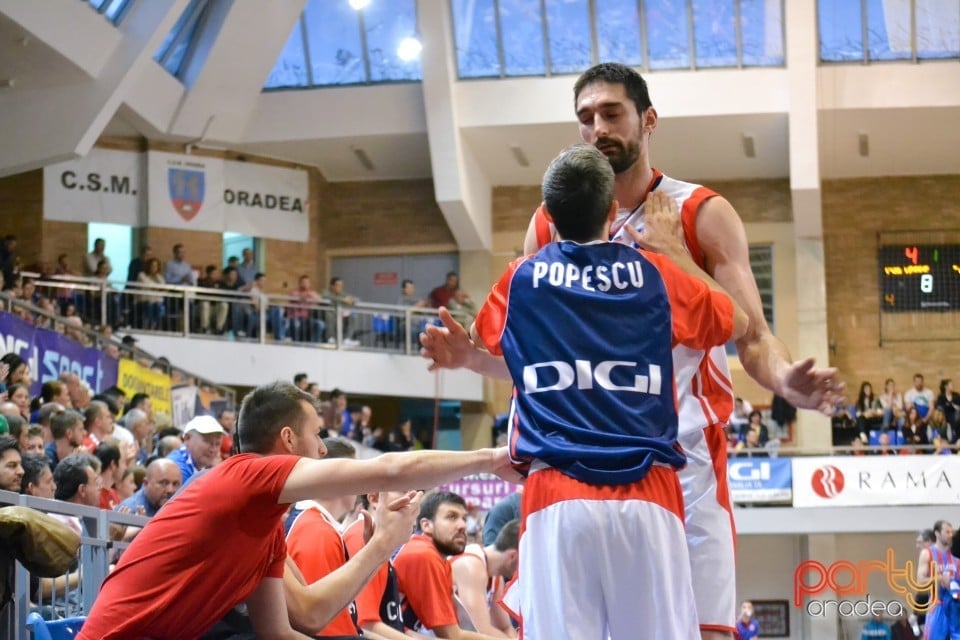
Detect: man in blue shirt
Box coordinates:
(735, 601, 759, 640)
(117, 458, 182, 517)
(167, 415, 225, 484)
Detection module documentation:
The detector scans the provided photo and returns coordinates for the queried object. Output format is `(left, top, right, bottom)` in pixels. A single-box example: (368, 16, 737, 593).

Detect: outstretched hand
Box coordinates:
(621, 192, 687, 258)
(779, 357, 845, 415)
(371, 490, 423, 551)
(491, 447, 525, 485)
(420, 307, 474, 371)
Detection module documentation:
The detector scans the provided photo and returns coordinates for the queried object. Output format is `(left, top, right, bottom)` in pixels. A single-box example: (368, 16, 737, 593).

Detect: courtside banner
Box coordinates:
(727, 458, 792, 503)
(43, 148, 143, 225)
(117, 359, 172, 417)
(792, 456, 960, 507)
(439, 473, 519, 510)
(222, 159, 308, 241)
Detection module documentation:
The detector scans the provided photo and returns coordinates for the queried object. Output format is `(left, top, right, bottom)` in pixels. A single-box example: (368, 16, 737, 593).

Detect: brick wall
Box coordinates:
(0, 170, 44, 271)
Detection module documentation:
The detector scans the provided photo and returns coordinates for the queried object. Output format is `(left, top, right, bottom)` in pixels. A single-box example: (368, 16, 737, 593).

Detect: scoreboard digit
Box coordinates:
(879, 245, 960, 312)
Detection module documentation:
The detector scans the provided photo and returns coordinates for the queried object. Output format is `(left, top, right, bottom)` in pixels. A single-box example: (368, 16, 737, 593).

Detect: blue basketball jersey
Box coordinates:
(475, 240, 734, 486)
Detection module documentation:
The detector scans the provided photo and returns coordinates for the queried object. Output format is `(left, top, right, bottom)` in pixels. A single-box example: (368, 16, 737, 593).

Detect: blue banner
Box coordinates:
(727, 457, 793, 503)
(0, 312, 118, 396)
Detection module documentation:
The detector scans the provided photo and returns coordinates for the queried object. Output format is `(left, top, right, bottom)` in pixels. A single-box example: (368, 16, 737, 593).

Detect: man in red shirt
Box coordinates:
(78, 382, 518, 640)
(393, 491, 504, 640)
(428, 272, 461, 309)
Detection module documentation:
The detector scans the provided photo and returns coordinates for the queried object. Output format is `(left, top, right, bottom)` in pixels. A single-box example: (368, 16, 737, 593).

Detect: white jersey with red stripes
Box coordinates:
(532, 169, 734, 435)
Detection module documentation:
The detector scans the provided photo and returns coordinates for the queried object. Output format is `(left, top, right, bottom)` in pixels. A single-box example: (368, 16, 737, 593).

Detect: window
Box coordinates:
(452, 0, 784, 78)
(153, 0, 229, 83)
(726, 244, 774, 355)
(264, 0, 422, 89)
(87, 0, 135, 25)
(819, 0, 960, 62)
(87, 223, 132, 281)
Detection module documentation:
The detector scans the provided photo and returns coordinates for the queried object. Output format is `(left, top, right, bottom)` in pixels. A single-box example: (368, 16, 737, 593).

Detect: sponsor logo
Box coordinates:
(811, 464, 845, 498)
(522, 360, 662, 395)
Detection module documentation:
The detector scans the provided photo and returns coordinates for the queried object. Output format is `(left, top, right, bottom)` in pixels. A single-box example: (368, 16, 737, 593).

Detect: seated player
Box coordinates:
(450, 519, 520, 637)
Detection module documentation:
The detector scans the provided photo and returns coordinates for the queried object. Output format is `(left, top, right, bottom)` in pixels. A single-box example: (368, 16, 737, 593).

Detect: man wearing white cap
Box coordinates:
(167, 415, 225, 484)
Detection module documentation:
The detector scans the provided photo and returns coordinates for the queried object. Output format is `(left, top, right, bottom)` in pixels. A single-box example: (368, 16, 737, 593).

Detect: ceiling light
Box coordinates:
(351, 147, 375, 171)
(509, 146, 530, 167)
(348, 0, 371, 10)
(397, 37, 422, 62)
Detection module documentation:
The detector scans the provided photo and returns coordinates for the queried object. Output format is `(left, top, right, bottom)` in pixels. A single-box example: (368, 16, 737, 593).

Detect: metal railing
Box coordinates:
(0, 489, 150, 640)
(24, 275, 447, 355)
(0, 292, 236, 407)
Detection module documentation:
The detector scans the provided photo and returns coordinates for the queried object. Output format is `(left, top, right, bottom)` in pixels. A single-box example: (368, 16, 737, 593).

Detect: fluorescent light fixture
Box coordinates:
(509, 145, 530, 167)
(741, 133, 756, 158)
(351, 147, 375, 171)
(348, 0, 371, 10)
(397, 36, 422, 61)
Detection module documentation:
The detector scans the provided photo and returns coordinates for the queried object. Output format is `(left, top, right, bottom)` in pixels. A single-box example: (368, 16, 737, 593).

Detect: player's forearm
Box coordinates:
(361, 621, 419, 640)
(377, 448, 498, 490)
(736, 330, 793, 396)
(667, 251, 749, 340)
(466, 348, 511, 381)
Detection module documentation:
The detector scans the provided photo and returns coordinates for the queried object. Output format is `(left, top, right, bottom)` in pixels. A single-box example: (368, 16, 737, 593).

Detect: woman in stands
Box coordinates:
(855, 381, 883, 438)
(937, 379, 960, 434)
(136, 257, 167, 330)
(0, 353, 29, 387)
(902, 406, 929, 450)
(880, 378, 905, 430)
(6, 383, 30, 420)
(927, 409, 953, 454)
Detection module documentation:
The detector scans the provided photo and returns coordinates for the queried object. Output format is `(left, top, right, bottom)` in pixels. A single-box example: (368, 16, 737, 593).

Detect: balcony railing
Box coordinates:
(24, 275, 448, 356)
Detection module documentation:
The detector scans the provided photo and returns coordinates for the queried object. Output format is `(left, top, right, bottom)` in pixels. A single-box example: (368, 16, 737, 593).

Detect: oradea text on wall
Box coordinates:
(43, 148, 309, 242)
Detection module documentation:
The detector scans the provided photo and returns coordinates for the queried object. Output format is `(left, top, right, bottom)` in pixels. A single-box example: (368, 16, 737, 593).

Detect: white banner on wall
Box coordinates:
(43, 148, 143, 225)
(792, 456, 960, 507)
(222, 159, 309, 241)
(147, 151, 226, 233)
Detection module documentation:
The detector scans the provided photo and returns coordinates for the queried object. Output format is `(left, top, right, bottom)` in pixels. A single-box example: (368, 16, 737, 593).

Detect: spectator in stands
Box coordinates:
(83, 400, 113, 449)
(849, 437, 867, 455)
(450, 518, 519, 636)
(739, 410, 770, 446)
(734, 427, 768, 458)
(36, 402, 65, 442)
(137, 257, 167, 330)
(398, 279, 427, 308)
(902, 407, 928, 449)
(0, 402, 21, 420)
(856, 381, 884, 436)
(294, 373, 309, 391)
(219, 266, 245, 335)
(1, 352, 29, 386)
(0, 234, 17, 290)
(156, 434, 182, 458)
(40, 380, 70, 408)
(60, 372, 90, 411)
(117, 458, 181, 517)
(926, 409, 953, 453)
(116, 467, 136, 501)
(197, 265, 228, 335)
(127, 245, 153, 283)
(881, 378, 906, 429)
(306, 383, 321, 399)
(94, 442, 125, 510)
(52, 454, 101, 528)
(324, 276, 359, 345)
(736, 601, 760, 640)
(873, 431, 898, 456)
(6, 382, 29, 420)
(389, 418, 414, 452)
(23, 426, 44, 456)
(163, 243, 194, 286)
(218, 409, 236, 459)
(936, 379, 960, 434)
(20, 453, 55, 498)
(429, 272, 461, 309)
(447, 289, 477, 326)
(0, 434, 23, 491)
(122, 408, 152, 464)
(730, 397, 753, 430)
(904, 374, 935, 420)
(289, 274, 325, 343)
(329, 388, 351, 438)
(246, 272, 287, 341)
(237, 248, 258, 288)
(127, 392, 153, 421)
(45, 410, 86, 471)
(167, 415, 225, 484)
(85, 237, 112, 277)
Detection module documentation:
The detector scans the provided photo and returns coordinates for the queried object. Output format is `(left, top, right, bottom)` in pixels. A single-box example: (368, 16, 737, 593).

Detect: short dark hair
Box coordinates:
(104, 385, 126, 399)
(91, 394, 119, 417)
(53, 454, 97, 501)
(94, 442, 121, 472)
(51, 410, 82, 440)
(934, 520, 951, 535)
(41, 381, 64, 403)
(84, 401, 108, 428)
(329, 277, 342, 287)
(0, 435, 19, 459)
(493, 518, 520, 552)
(322, 437, 356, 460)
(20, 454, 49, 493)
(920, 528, 936, 543)
(401, 279, 413, 288)
(5, 415, 25, 439)
(237, 382, 319, 454)
(330, 388, 345, 400)
(254, 272, 265, 280)
(173, 243, 184, 253)
(573, 62, 653, 115)
(26, 425, 42, 439)
(541, 144, 615, 243)
(128, 393, 150, 412)
(0, 353, 25, 383)
(914, 373, 924, 381)
(418, 491, 467, 527)
(38, 403, 64, 427)
(293, 373, 308, 385)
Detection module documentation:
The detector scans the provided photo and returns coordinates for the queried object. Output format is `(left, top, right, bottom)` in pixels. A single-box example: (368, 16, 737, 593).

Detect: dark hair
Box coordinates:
(53, 454, 96, 501)
(0, 435, 19, 460)
(330, 388, 345, 400)
(94, 237, 105, 246)
(0, 353, 25, 384)
(173, 243, 184, 253)
(227, 255, 239, 264)
(91, 394, 119, 417)
(445, 271, 458, 279)
(6, 382, 28, 401)
(322, 437, 356, 460)
(329, 277, 342, 287)
(20, 454, 49, 494)
(934, 520, 951, 535)
(94, 442, 121, 472)
(573, 62, 653, 115)
(542, 144, 615, 243)
(914, 373, 924, 381)
(5, 415, 25, 439)
(223, 266, 237, 276)
(254, 272, 265, 280)
(920, 528, 936, 544)
(38, 403, 65, 426)
(237, 382, 318, 454)
(26, 425, 42, 439)
(40, 381, 64, 403)
(205, 265, 218, 276)
(493, 518, 521, 552)
(941, 379, 951, 396)
(128, 393, 150, 412)
(104, 385, 127, 400)
(418, 491, 467, 527)
(856, 382, 875, 412)
(84, 401, 109, 428)
(51, 410, 82, 440)
(293, 373, 308, 385)
(401, 279, 413, 288)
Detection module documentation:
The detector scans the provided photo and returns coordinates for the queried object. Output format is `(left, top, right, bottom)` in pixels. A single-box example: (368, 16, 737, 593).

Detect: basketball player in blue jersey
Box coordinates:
(469, 144, 748, 639)
(924, 520, 958, 640)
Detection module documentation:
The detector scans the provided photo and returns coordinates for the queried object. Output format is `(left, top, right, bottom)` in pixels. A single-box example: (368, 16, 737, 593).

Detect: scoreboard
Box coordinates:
(879, 245, 960, 312)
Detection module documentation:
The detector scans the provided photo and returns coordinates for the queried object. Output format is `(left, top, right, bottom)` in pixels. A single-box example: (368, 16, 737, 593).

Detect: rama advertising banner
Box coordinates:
(727, 457, 792, 503)
(792, 455, 960, 507)
(0, 311, 117, 396)
(439, 473, 519, 511)
(43, 148, 143, 225)
(117, 359, 172, 417)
